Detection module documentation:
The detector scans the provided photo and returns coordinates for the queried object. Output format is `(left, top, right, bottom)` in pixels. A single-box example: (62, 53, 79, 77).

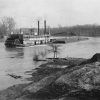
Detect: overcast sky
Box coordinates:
(0, 0, 100, 28)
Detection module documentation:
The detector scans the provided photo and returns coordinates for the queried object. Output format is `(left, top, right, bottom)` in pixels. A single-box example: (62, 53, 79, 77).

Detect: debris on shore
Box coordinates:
(0, 53, 100, 100)
(7, 73, 22, 79)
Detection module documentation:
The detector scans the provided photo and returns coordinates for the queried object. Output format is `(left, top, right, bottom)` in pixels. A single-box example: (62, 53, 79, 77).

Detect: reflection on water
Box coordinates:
(0, 44, 47, 90)
(0, 37, 100, 90)
(5, 47, 24, 58)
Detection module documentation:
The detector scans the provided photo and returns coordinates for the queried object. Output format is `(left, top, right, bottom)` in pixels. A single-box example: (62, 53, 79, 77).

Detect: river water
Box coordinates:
(0, 37, 100, 90)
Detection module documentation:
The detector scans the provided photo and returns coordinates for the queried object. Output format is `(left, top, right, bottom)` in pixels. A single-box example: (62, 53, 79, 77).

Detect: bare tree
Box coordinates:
(33, 49, 47, 62)
(1, 17, 16, 35)
(0, 23, 7, 38)
(33, 52, 40, 61)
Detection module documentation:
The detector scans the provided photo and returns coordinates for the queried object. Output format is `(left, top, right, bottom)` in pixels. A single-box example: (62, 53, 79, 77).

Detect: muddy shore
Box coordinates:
(0, 53, 100, 100)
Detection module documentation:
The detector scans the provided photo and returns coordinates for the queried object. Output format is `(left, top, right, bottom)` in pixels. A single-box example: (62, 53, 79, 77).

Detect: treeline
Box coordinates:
(50, 25, 100, 37)
(1, 17, 100, 38)
(20, 25, 100, 37)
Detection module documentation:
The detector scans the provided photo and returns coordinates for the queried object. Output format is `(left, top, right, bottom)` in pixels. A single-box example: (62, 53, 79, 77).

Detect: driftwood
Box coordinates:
(7, 73, 22, 79)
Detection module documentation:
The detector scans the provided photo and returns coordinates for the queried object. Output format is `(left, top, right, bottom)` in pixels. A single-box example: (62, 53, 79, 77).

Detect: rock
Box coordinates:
(56, 62, 100, 91)
(90, 53, 100, 62)
(16, 96, 34, 100)
(79, 53, 100, 65)
(56, 66, 90, 87)
(57, 97, 80, 100)
(24, 71, 62, 94)
(0, 84, 28, 100)
(51, 62, 100, 99)
(23, 61, 100, 99)
(24, 76, 56, 93)
(27, 66, 62, 82)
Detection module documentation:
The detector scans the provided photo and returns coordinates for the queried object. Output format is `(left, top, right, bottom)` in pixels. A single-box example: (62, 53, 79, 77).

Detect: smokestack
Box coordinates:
(38, 20, 39, 35)
(20, 28, 21, 34)
(44, 20, 46, 35)
(48, 26, 51, 36)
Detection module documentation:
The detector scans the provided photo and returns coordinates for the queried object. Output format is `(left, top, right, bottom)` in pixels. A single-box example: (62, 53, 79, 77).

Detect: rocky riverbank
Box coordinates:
(0, 53, 100, 100)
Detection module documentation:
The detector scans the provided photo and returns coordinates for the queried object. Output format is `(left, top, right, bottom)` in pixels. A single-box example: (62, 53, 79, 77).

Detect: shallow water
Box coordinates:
(0, 44, 47, 90)
(0, 37, 100, 90)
